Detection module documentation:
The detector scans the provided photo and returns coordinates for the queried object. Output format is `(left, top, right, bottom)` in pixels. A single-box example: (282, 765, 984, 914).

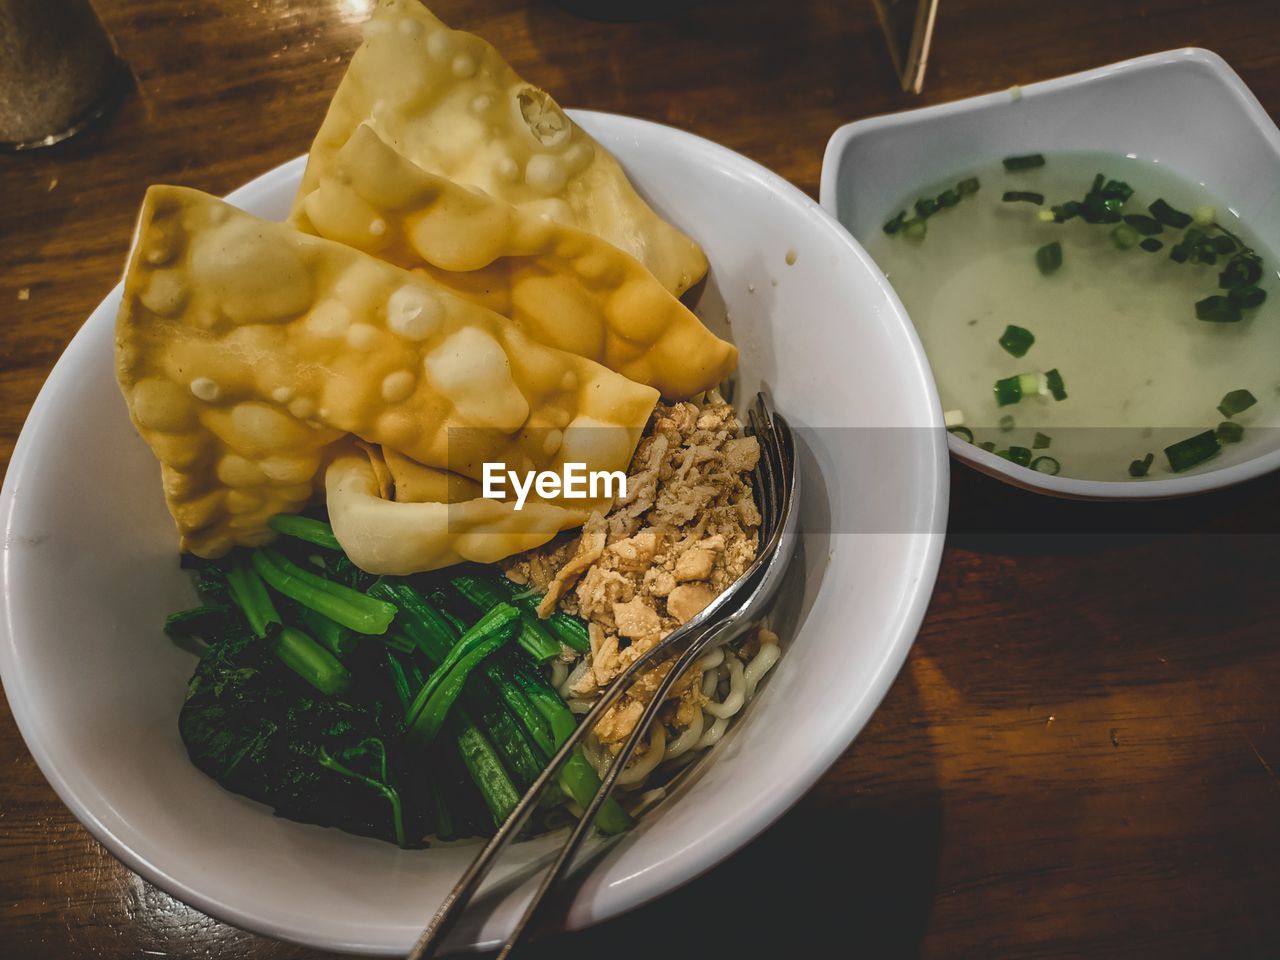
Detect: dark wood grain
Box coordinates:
(3, 1, 1280, 957)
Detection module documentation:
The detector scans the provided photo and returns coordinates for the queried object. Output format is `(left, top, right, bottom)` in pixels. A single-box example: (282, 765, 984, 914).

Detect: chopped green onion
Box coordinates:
(1102, 179, 1134, 202)
(1045, 368, 1067, 402)
(1110, 224, 1140, 250)
(882, 210, 907, 235)
(915, 196, 938, 219)
(979, 441, 996, 452)
(1002, 153, 1046, 171)
(937, 188, 960, 208)
(1030, 456, 1060, 475)
(1007, 446, 1032, 467)
(1164, 430, 1220, 472)
(1217, 388, 1257, 418)
(1128, 453, 1155, 477)
(999, 414, 1016, 432)
(1035, 241, 1063, 276)
(1149, 198, 1192, 229)
(1196, 295, 1242, 323)
(995, 373, 1048, 407)
(1217, 421, 1244, 443)
(998, 324, 1035, 358)
(1099, 198, 1125, 221)
(1033, 432, 1051, 449)
(1051, 201, 1081, 223)
(957, 177, 980, 196)
(1078, 176, 1130, 224)
(1055, 200, 1082, 222)
(1140, 238, 1164, 253)
(1122, 214, 1163, 236)
(1228, 285, 1267, 309)
(1212, 235, 1237, 255)
(947, 426, 974, 443)
(1002, 191, 1045, 205)
(1219, 257, 1262, 289)
(902, 218, 927, 241)
(1169, 244, 1190, 264)
(994, 376, 1022, 407)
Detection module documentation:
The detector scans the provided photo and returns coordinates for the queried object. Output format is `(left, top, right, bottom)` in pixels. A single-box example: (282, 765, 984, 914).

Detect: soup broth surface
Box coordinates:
(864, 152, 1279, 480)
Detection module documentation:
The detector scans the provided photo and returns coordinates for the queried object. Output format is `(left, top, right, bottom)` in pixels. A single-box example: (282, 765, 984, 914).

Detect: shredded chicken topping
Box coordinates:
(504, 396, 761, 752)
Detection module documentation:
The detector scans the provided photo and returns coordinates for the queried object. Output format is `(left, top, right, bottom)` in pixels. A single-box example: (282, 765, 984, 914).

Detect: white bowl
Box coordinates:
(0, 112, 947, 954)
(821, 48, 1280, 500)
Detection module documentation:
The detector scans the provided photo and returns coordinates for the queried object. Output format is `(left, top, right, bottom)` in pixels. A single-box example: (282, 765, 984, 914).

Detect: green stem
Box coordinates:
(504, 651, 632, 835)
(315, 745, 406, 848)
(369, 582, 546, 787)
(266, 513, 343, 551)
(274, 626, 351, 696)
(560, 749, 632, 835)
(223, 559, 280, 639)
(293, 605, 358, 658)
(497, 577, 592, 654)
(407, 605, 520, 745)
(252, 548, 396, 635)
(452, 575, 562, 661)
(454, 725, 521, 826)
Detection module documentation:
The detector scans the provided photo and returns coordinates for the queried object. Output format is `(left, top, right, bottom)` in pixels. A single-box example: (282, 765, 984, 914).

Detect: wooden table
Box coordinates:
(3, 1, 1279, 956)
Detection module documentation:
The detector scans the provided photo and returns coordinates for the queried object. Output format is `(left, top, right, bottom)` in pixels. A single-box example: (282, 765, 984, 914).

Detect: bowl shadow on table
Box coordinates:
(524, 671, 943, 960)
(946, 458, 1280, 556)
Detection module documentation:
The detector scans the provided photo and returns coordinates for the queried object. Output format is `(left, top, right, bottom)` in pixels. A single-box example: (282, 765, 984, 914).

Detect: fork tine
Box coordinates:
(409, 393, 795, 959)
(407, 623, 703, 956)
(492, 621, 720, 958)
(747, 402, 778, 535)
(752, 392, 787, 502)
(493, 403, 796, 956)
(749, 429, 775, 538)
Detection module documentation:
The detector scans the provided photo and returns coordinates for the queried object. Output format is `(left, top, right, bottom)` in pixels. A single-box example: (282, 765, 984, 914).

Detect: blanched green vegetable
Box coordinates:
(451, 574, 561, 661)
(252, 548, 396, 634)
(267, 513, 343, 551)
(405, 604, 520, 745)
(178, 628, 418, 846)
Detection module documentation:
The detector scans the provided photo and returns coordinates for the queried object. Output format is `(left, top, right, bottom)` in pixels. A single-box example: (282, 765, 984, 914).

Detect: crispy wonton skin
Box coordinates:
(325, 448, 591, 575)
(291, 0, 708, 296)
(296, 125, 736, 400)
(115, 185, 657, 559)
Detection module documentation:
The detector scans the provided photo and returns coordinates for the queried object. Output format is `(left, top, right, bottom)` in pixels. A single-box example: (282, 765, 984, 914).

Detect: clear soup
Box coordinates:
(864, 152, 1278, 480)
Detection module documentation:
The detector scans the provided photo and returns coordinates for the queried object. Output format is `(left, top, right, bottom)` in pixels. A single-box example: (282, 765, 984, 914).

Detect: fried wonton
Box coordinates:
(292, 0, 707, 296)
(116, 185, 657, 558)
(325, 448, 590, 575)
(382, 447, 483, 504)
(296, 125, 736, 399)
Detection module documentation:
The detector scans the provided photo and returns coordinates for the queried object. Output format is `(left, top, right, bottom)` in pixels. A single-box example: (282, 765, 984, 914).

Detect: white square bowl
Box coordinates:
(821, 48, 1280, 499)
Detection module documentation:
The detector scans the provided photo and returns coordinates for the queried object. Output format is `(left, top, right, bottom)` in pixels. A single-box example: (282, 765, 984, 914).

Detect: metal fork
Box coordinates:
(408, 391, 800, 959)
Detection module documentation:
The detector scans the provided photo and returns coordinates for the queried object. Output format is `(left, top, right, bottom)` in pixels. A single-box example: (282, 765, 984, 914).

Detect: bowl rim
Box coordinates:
(0, 109, 948, 953)
(819, 47, 1280, 501)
